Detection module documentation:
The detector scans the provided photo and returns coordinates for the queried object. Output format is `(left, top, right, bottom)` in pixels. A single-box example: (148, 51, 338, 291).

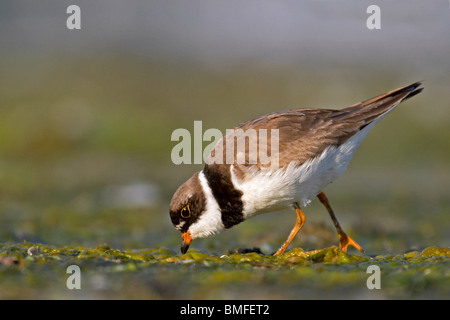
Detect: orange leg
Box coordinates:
(273, 202, 306, 256)
(317, 192, 364, 253)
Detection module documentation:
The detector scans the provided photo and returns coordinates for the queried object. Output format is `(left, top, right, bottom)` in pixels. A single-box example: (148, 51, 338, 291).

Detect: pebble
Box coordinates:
(27, 246, 39, 256)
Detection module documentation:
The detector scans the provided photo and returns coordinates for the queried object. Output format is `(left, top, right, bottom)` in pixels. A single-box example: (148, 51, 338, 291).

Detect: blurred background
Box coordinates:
(0, 0, 449, 257)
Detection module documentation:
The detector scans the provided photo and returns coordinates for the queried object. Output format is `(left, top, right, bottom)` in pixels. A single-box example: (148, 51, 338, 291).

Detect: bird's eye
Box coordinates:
(180, 204, 191, 218)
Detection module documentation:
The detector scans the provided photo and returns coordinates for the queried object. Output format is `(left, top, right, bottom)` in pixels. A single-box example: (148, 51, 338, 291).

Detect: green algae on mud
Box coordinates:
(1, 242, 449, 267)
(1, 242, 449, 299)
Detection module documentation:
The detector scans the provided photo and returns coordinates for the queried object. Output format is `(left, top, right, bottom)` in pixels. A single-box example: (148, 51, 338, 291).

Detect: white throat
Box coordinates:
(188, 170, 224, 239)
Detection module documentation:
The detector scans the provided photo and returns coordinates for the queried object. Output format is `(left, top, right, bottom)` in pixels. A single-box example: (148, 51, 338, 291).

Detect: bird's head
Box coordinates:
(169, 171, 224, 254)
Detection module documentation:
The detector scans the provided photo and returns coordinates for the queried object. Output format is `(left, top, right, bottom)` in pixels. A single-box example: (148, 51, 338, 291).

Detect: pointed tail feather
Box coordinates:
(332, 81, 423, 126)
(359, 81, 423, 106)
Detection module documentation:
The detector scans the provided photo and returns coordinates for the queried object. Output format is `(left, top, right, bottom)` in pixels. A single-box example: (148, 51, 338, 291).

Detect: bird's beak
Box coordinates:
(181, 231, 192, 254)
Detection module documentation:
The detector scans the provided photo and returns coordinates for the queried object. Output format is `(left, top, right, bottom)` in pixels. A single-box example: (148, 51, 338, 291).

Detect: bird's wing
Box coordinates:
(207, 82, 423, 175)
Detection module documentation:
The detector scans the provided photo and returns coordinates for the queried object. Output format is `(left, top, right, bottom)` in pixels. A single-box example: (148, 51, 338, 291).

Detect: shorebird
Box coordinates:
(169, 82, 423, 255)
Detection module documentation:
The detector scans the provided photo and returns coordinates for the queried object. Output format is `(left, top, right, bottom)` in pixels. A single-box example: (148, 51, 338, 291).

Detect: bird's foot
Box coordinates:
(339, 233, 365, 254)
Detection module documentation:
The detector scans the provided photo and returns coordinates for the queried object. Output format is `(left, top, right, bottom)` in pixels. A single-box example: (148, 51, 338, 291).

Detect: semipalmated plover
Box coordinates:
(170, 82, 423, 255)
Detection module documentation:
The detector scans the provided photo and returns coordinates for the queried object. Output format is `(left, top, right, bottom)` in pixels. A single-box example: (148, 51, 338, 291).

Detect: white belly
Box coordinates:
(230, 122, 377, 218)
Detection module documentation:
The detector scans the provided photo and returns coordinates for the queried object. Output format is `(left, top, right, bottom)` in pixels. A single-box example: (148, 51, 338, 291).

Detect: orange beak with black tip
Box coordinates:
(181, 231, 192, 254)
